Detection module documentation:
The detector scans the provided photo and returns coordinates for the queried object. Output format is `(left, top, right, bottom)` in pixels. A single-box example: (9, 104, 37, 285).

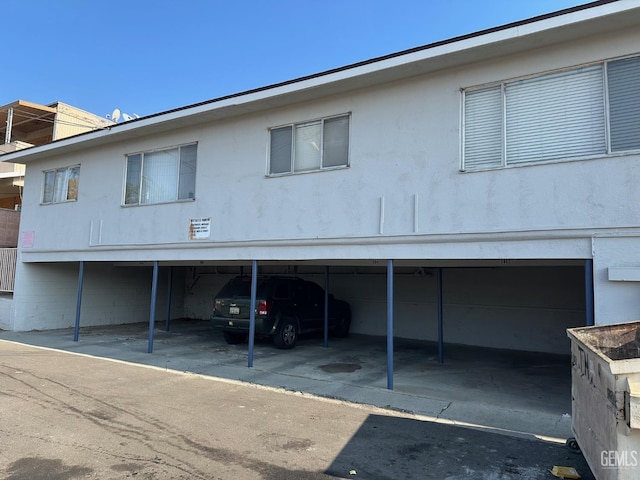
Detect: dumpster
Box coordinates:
(567, 322, 640, 480)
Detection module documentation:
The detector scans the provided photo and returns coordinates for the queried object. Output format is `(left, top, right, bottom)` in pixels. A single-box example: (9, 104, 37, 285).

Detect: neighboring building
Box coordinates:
(0, 1, 638, 358)
(0, 100, 113, 209)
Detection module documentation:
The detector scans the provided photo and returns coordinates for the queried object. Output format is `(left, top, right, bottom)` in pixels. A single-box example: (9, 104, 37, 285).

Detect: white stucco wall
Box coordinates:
(16, 26, 640, 263)
(11, 261, 185, 331)
(9, 20, 640, 336)
(592, 236, 640, 326)
(0, 294, 12, 330)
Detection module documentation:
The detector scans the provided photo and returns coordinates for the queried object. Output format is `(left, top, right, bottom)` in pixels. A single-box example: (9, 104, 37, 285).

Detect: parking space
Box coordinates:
(0, 318, 575, 440)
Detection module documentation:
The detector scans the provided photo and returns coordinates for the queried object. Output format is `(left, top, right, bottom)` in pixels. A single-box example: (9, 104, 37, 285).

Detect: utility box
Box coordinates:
(567, 322, 640, 480)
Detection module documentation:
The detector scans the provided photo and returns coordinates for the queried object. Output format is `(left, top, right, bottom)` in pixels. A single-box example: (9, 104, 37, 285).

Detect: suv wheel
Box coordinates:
(223, 331, 247, 344)
(273, 318, 298, 349)
(332, 315, 351, 338)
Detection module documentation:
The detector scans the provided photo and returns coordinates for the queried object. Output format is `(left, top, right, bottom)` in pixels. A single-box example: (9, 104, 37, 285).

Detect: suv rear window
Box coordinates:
(216, 277, 270, 298)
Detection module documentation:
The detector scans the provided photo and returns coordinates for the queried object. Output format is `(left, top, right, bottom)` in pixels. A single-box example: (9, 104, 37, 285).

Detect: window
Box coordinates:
(42, 165, 80, 204)
(124, 143, 197, 205)
(269, 114, 350, 175)
(462, 55, 640, 171)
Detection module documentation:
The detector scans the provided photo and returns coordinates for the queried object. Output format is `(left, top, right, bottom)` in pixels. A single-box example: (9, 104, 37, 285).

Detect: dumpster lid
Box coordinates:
(567, 321, 640, 370)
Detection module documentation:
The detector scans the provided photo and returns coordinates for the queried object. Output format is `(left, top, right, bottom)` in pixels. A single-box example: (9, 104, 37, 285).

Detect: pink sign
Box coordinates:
(22, 231, 34, 248)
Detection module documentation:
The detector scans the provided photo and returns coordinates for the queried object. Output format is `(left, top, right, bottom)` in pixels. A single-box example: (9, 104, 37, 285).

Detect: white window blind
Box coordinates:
(463, 86, 503, 170)
(505, 66, 605, 165)
(608, 56, 640, 152)
(124, 143, 197, 205)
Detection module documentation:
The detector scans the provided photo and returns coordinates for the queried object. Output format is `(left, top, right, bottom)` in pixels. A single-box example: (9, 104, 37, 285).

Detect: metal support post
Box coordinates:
(165, 266, 173, 331)
(437, 267, 444, 363)
(585, 259, 594, 326)
(148, 261, 159, 353)
(324, 266, 329, 348)
(73, 261, 84, 342)
(248, 260, 257, 367)
(387, 259, 394, 390)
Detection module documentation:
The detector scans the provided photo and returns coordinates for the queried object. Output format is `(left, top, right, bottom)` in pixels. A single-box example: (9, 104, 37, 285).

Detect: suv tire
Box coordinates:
(332, 315, 351, 338)
(273, 318, 298, 349)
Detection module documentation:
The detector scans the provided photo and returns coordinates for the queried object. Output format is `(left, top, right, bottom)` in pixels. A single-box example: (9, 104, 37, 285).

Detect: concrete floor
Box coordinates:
(0, 318, 574, 441)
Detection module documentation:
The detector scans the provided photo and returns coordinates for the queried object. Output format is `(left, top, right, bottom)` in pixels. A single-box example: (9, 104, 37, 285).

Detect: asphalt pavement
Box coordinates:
(0, 339, 595, 479)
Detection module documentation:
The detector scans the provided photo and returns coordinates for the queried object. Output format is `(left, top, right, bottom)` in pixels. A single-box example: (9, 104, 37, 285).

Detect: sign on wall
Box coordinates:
(22, 231, 34, 248)
(189, 217, 211, 240)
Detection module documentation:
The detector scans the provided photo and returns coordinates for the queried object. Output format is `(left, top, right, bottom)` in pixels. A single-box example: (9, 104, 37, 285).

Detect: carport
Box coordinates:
(70, 257, 594, 391)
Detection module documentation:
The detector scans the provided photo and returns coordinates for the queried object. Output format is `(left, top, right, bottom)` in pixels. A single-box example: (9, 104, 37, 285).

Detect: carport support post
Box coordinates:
(324, 266, 329, 348)
(165, 266, 173, 331)
(585, 259, 594, 326)
(248, 260, 258, 368)
(148, 261, 159, 354)
(437, 267, 444, 364)
(73, 261, 84, 342)
(387, 259, 394, 390)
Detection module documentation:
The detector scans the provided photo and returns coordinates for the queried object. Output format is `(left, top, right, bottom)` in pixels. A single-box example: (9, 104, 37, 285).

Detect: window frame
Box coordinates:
(267, 113, 351, 176)
(41, 165, 80, 205)
(123, 142, 197, 206)
(461, 54, 640, 172)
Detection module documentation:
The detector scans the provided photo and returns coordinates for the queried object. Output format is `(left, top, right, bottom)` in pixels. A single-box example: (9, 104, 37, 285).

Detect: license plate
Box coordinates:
(229, 306, 240, 315)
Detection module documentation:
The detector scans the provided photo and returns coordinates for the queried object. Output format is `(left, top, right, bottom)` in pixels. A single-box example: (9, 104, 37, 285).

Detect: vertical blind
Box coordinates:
(125, 143, 197, 205)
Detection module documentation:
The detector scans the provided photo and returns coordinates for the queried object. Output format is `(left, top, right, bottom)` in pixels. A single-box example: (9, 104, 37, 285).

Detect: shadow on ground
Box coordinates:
(326, 414, 594, 480)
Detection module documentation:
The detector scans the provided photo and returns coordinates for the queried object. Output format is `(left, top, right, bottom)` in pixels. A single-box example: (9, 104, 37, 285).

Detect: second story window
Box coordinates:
(124, 143, 197, 205)
(42, 165, 80, 204)
(462, 54, 640, 171)
(269, 114, 350, 175)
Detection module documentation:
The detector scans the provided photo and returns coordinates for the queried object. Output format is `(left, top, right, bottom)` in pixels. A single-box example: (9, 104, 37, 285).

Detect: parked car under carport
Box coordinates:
(211, 275, 351, 349)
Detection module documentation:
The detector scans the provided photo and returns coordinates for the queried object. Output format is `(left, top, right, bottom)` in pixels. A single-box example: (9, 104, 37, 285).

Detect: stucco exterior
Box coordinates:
(3, 1, 640, 353)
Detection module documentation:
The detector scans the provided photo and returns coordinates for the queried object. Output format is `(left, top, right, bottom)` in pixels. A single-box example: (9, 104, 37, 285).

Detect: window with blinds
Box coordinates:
(269, 114, 350, 175)
(124, 143, 197, 206)
(462, 55, 640, 171)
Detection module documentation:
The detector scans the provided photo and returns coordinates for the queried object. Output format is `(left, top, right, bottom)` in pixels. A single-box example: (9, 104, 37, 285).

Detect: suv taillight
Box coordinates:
(257, 300, 271, 316)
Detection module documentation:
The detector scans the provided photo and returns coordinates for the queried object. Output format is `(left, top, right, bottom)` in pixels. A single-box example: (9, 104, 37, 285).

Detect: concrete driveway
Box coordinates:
(0, 324, 595, 479)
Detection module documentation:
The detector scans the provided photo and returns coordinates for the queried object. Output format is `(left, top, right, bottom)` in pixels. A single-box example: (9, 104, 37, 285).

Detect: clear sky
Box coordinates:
(3, 0, 591, 119)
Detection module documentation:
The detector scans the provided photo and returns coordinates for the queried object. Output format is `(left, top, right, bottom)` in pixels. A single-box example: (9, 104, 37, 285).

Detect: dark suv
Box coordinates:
(211, 275, 351, 349)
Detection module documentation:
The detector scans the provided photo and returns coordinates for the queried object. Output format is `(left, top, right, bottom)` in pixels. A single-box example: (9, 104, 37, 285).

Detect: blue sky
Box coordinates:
(3, 0, 589, 119)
